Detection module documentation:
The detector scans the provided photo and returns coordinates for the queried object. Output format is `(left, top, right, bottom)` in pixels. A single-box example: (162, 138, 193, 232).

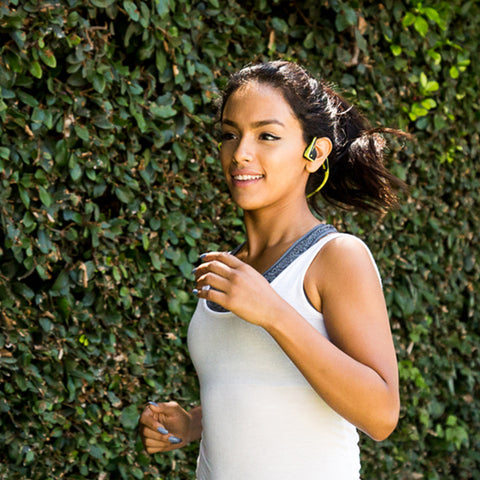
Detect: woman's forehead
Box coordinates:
(222, 81, 297, 125)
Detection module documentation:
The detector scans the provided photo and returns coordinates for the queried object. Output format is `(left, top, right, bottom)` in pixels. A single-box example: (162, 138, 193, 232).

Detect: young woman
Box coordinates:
(139, 61, 403, 479)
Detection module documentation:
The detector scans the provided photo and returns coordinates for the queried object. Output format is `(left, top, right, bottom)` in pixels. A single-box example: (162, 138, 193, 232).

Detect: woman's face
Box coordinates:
(220, 81, 310, 212)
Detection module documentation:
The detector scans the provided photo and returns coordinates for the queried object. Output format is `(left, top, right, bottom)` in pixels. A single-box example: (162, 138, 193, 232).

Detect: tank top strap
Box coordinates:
(262, 224, 336, 282)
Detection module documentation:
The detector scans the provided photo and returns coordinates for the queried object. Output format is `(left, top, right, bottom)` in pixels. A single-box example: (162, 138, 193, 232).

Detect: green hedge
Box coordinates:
(0, 0, 479, 478)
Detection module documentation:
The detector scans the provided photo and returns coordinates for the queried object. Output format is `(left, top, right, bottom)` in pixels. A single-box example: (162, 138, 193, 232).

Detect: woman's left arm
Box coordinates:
(267, 236, 399, 441)
(195, 239, 399, 441)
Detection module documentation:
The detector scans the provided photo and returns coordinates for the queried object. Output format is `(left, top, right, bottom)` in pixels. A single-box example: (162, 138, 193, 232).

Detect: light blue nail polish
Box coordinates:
(148, 401, 158, 406)
(192, 288, 199, 295)
(199, 253, 208, 259)
(157, 426, 168, 435)
(192, 267, 197, 273)
(169, 436, 182, 444)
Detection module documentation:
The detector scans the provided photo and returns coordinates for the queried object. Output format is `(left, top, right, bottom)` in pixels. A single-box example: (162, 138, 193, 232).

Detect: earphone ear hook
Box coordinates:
(306, 158, 329, 198)
(303, 137, 329, 198)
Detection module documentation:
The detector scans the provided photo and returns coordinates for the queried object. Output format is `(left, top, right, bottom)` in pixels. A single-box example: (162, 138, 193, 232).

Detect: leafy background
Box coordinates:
(0, 0, 478, 478)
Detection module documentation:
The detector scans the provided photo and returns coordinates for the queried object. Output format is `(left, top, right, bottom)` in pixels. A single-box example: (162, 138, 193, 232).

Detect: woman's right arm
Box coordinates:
(139, 401, 202, 453)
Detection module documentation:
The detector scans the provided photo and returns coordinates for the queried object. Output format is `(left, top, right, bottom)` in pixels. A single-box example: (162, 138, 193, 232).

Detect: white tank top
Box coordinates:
(188, 226, 379, 479)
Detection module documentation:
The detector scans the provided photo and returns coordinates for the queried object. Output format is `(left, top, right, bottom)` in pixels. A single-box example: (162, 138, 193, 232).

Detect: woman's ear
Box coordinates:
(305, 137, 332, 173)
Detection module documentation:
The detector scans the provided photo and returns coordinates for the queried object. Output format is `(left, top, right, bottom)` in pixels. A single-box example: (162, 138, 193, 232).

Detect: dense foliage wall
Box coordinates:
(0, 0, 479, 478)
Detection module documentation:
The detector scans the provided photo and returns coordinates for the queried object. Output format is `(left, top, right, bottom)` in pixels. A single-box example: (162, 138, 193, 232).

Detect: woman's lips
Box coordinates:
(231, 173, 264, 186)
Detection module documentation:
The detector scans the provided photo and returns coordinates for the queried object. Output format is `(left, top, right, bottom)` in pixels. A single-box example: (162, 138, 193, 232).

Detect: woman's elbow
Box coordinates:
(366, 401, 400, 441)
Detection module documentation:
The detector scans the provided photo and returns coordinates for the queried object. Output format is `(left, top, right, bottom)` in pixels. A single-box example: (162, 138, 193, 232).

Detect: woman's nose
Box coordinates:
(232, 137, 253, 163)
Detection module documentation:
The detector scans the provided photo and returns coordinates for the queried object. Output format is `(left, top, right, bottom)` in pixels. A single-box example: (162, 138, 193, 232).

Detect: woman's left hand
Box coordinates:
(194, 252, 284, 327)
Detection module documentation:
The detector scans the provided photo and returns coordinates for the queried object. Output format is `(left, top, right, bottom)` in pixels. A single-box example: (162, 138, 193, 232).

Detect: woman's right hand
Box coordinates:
(139, 401, 193, 453)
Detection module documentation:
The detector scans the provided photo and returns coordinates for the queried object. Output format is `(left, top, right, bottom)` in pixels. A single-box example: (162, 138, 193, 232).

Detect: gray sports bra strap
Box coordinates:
(207, 224, 337, 313)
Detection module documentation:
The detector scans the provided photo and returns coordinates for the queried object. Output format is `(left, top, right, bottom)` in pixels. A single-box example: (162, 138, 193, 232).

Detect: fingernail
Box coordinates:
(157, 426, 168, 435)
(192, 267, 197, 274)
(201, 285, 211, 292)
(169, 436, 182, 444)
(199, 253, 208, 259)
(148, 401, 158, 406)
(192, 288, 199, 295)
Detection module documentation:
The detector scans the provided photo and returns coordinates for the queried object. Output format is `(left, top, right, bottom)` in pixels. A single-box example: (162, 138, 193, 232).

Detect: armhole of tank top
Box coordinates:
(301, 233, 383, 314)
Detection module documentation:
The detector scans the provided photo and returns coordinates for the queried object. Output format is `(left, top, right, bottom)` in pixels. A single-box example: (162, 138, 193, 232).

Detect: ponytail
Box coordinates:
(306, 86, 409, 213)
(220, 61, 410, 214)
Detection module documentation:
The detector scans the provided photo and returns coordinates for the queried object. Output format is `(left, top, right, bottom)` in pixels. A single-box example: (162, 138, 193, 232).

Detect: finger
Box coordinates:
(195, 272, 231, 295)
(200, 251, 244, 268)
(144, 434, 183, 447)
(194, 259, 234, 281)
(141, 425, 167, 439)
(141, 424, 183, 452)
(144, 438, 182, 454)
(145, 442, 182, 454)
(139, 406, 159, 431)
(195, 283, 229, 307)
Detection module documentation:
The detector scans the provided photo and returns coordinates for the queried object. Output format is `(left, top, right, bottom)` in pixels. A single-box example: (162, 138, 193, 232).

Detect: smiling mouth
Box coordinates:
(232, 174, 264, 180)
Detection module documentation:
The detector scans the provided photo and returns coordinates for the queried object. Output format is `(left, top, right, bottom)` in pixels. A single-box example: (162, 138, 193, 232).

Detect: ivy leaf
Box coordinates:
(414, 16, 429, 37)
(30, 61, 42, 78)
(38, 49, 57, 68)
(402, 12, 416, 28)
(120, 405, 140, 430)
(38, 186, 52, 207)
(115, 186, 134, 204)
(123, 0, 140, 22)
(155, 0, 170, 18)
(150, 104, 177, 118)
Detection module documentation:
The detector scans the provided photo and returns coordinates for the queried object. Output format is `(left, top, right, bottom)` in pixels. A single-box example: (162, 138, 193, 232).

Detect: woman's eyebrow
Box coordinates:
(222, 118, 286, 128)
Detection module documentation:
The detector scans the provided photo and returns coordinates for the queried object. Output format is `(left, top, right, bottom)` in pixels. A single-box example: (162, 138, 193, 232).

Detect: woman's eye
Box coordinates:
(260, 133, 280, 141)
(221, 132, 236, 141)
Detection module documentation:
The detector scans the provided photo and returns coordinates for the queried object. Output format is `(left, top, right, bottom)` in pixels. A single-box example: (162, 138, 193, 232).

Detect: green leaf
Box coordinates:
(449, 66, 459, 79)
(421, 98, 437, 109)
(179, 94, 194, 113)
(150, 252, 162, 270)
(17, 90, 39, 107)
(414, 16, 429, 37)
(424, 7, 442, 26)
(37, 228, 52, 253)
(155, 0, 170, 17)
(51, 270, 69, 291)
(303, 32, 314, 50)
(0, 147, 10, 159)
(390, 45, 402, 56)
(38, 186, 52, 207)
(120, 405, 140, 430)
(38, 49, 57, 68)
(271, 17, 288, 33)
(74, 125, 90, 142)
(427, 49, 441, 65)
(156, 49, 167, 73)
(409, 102, 429, 120)
(150, 104, 176, 118)
(30, 61, 42, 79)
(354, 29, 367, 53)
(18, 186, 30, 208)
(93, 74, 106, 93)
(90, 0, 115, 6)
(70, 163, 82, 181)
(124, 0, 140, 21)
(115, 186, 134, 204)
(39, 318, 53, 332)
(425, 80, 439, 93)
(402, 12, 416, 28)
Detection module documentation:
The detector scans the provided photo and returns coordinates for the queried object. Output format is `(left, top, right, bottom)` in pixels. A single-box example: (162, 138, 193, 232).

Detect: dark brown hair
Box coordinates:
(219, 61, 409, 214)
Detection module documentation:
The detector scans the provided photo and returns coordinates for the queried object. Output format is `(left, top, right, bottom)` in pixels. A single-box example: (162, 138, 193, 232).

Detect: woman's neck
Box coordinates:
(242, 199, 321, 258)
